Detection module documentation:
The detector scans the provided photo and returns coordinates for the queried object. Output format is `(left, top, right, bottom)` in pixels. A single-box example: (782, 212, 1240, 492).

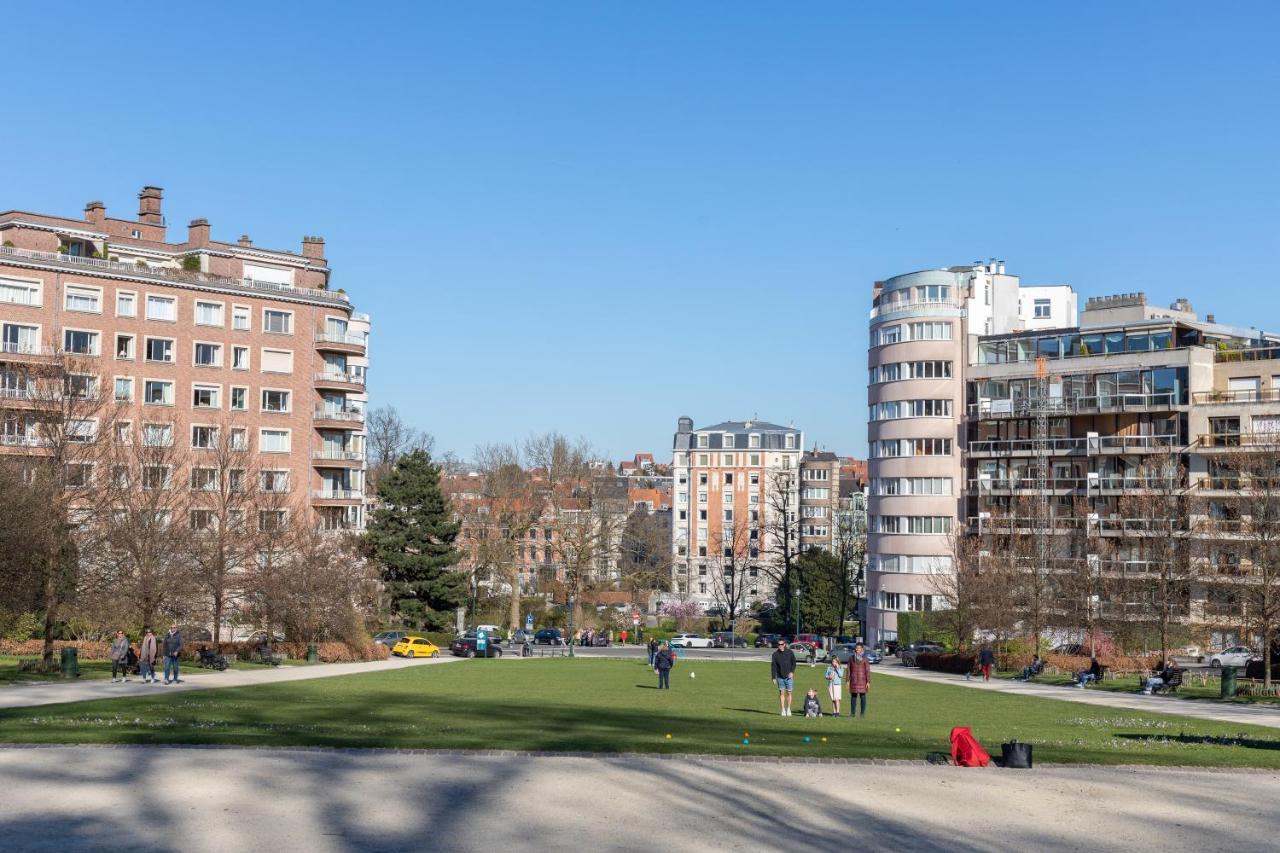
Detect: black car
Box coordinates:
(754, 633, 782, 648)
(508, 629, 537, 645)
(450, 634, 504, 658)
(897, 641, 946, 667)
(712, 632, 748, 648)
(533, 628, 564, 645)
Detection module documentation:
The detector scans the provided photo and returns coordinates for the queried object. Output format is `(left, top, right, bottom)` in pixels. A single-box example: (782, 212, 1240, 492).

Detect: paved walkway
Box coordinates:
(0, 745, 1276, 852)
(878, 665, 1280, 729)
(0, 655, 459, 710)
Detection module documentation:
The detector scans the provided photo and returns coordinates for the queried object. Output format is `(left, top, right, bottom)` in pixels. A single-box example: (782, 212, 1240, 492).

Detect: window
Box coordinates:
(880, 592, 901, 611)
(802, 505, 828, 518)
(114, 422, 132, 445)
(189, 510, 215, 531)
(64, 329, 99, 355)
(143, 380, 174, 405)
(65, 417, 96, 442)
(785, 434, 795, 449)
(192, 384, 219, 409)
(191, 425, 217, 449)
(908, 322, 952, 341)
(749, 472, 760, 486)
(261, 389, 291, 413)
(116, 291, 136, 317)
(195, 301, 224, 326)
(142, 465, 171, 490)
(65, 374, 98, 400)
(907, 594, 934, 612)
(260, 349, 293, 373)
(145, 338, 174, 363)
(232, 346, 249, 370)
(0, 279, 40, 306)
(193, 342, 222, 367)
(697, 434, 708, 448)
(230, 428, 248, 450)
(1034, 299, 1051, 319)
(230, 386, 247, 411)
(722, 453, 734, 466)
(873, 324, 903, 346)
(190, 468, 218, 491)
(232, 305, 250, 330)
(142, 423, 173, 446)
(263, 310, 292, 334)
(65, 463, 93, 488)
(64, 285, 101, 313)
(801, 487, 829, 499)
(115, 334, 135, 360)
(258, 510, 287, 532)
(228, 469, 246, 492)
(114, 377, 133, 402)
(146, 295, 176, 321)
(260, 429, 290, 453)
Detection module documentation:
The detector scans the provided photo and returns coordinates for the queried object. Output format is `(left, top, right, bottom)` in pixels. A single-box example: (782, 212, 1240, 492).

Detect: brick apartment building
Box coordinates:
(0, 186, 370, 533)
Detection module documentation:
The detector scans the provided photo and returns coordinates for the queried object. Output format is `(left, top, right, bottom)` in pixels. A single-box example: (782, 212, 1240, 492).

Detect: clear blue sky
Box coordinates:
(5, 3, 1278, 460)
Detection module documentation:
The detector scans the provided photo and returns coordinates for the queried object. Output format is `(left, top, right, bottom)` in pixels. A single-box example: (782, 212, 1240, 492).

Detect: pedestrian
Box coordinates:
(802, 688, 822, 718)
(770, 639, 797, 716)
(109, 630, 130, 682)
(847, 642, 871, 719)
(654, 642, 674, 689)
(807, 643, 817, 667)
(825, 657, 844, 716)
(138, 627, 158, 684)
(647, 636, 659, 667)
(978, 645, 996, 682)
(162, 623, 183, 684)
(620, 629, 628, 645)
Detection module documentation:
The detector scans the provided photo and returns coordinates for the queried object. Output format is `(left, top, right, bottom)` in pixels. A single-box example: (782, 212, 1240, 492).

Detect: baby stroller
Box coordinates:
(197, 646, 229, 671)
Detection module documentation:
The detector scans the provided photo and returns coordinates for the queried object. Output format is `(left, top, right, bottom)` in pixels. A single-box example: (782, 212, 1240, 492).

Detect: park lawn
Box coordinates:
(993, 669, 1280, 705)
(1, 659, 1278, 768)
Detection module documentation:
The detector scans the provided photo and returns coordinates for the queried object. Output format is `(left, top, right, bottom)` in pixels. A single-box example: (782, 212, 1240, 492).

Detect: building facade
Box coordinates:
(868, 261, 1280, 648)
(798, 449, 841, 552)
(671, 417, 802, 606)
(0, 186, 369, 533)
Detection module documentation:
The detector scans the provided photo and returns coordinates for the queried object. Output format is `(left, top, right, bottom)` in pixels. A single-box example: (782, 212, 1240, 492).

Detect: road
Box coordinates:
(0, 745, 1275, 852)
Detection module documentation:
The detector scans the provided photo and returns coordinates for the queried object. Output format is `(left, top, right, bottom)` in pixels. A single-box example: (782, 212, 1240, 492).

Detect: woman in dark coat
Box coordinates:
(847, 642, 871, 718)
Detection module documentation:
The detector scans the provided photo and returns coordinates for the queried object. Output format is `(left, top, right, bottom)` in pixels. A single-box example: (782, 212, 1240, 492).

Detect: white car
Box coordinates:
(669, 633, 714, 649)
(1209, 646, 1258, 668)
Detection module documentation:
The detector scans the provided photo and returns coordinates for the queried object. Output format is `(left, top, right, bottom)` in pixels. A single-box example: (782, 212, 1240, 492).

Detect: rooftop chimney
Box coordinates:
(137, 186, 164, 225)
(238, 234, 253, 247)
(187, 218, 210, 247)
(677, 416, 693, 434)
(1206, 314, 1216, 323)
(301, 235, 325, 260)
(84, 200, 106, 226)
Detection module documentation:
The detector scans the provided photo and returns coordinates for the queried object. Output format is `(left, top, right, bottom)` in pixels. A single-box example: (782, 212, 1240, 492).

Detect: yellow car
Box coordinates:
(391, 636, 441, 658)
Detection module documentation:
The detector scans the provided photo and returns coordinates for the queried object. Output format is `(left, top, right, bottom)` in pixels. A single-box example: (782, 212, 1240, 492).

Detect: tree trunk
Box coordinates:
(41, 552, 59, 669)
(1265, 625, 1273, 689)
(508, 573, 521, 631)
(213, 589, 225, 644)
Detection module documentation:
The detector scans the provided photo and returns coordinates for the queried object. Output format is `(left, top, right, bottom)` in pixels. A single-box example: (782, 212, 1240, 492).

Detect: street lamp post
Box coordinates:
(793, 585, 801, 637)
(567, 595, 575, 659)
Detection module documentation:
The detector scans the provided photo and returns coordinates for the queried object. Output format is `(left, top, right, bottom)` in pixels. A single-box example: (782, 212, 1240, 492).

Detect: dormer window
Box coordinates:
(131, 229, 142, 239)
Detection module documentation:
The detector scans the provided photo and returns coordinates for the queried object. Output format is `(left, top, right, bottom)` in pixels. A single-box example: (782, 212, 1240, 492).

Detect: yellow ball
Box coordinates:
(820, 737, 827, 743)
(895, 727, 901, 732)
(665, 733, 672, 739)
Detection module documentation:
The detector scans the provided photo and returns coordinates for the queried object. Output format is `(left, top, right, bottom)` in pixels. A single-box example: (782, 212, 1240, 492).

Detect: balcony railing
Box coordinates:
(0, 244, 350, 306)
(0, 434, 49, 447)
(312, 449, 365, 462)
(1214, 346, 1280, 363)
(967, 434, 1177, 455)
(313, 371, 365, 386)
(314, 332, 367, 347)
(1198, 432, 1280, 449)
(311, 489, 364, 500)
(868, 297, 961, 321)
(969, 475, 1185, 492)
(0, 387, 34, 401)
(1192, 388, 1280, 405)
(313, 408, 365, 422)
(969, 392, 1180, 418)
(0, 342, 58, 356)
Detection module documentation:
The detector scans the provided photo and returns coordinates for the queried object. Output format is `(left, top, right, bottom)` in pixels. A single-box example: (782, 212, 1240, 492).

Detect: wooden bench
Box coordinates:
(1144, 668, 1184, 694)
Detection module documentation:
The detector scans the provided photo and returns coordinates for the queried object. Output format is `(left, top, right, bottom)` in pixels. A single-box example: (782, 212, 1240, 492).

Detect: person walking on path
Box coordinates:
(108, 631, 130, 683)
(825, 657, 844, 716)
(771, 639, 798, 716)
(138, 627, 158, 684)
(162, 624, 183, 685)
(847, 642, 871, 718)
(654, 643, 674, 689)
(647, 637, 659, 667)
(978, 646, 996, 682)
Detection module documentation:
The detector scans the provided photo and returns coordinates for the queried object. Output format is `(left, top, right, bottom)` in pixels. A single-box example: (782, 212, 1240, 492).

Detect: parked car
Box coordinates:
(450, 634, 504, 658)
(883, 640, 900, 656)
(794, 633, 825, 650)
(897, 642, 946, 667)
(788, 641, 828, 662)
(754, 633, 782, 648)
(533, 628, 564, 645)
(669, 633, 714, 649)
(373, 630, 409, 648)
(711, 631, 748, 648)
(1209, 646, 1258, 668)
(829, 644, 881, 665)
(1053, 643, 1085, 656)
(391, 636, 441, 658)
(474, 624, 504, 639)
(509, 629, 537, 646)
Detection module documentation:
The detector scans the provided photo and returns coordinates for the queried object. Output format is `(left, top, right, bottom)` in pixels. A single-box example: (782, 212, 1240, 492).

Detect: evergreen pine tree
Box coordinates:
(364, 450, 467, 631)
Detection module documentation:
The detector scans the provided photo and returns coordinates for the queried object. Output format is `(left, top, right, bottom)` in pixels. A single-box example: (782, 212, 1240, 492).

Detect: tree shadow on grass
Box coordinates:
(1116, 732, 1280, 751)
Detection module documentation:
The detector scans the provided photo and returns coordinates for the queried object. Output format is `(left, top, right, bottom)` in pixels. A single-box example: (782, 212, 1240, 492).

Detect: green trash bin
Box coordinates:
(60, 647, 79, 679)
(306, 644, 318, 664)
(1220, 666, 1237, 699)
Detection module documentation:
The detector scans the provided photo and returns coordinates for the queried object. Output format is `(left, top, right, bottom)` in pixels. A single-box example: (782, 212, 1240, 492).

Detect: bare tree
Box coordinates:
(472, 442, 542, 630)
(366, 405, 434, 487)
(1221, 438, 1280, 686)
(831, 496, 867, 639)
(253, 524, 375, 645)
(762, 468, 801, 623)
(706, 514, 753, 637)
(618, 507, 672, 605)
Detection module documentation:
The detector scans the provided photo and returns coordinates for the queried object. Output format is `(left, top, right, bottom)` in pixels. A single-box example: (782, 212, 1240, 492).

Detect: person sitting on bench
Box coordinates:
(1076, 656, 1102, 688)
(1143, 661, 1177, 694)
(1018, 655, 1043, 680)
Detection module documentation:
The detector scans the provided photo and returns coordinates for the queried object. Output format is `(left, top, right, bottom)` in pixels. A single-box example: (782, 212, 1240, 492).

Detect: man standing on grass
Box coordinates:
(162, 624, 183, 685)
(654, 642, 674, 689)
(771, 639, 797, 716)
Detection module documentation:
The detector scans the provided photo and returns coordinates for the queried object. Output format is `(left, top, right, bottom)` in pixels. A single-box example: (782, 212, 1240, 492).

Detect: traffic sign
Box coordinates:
(631, 611, 640, 625)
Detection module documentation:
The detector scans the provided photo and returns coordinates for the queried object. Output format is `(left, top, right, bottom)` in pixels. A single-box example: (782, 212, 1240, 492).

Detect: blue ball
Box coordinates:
(742, 738, 750, 745)
(803, 736, 811, 743)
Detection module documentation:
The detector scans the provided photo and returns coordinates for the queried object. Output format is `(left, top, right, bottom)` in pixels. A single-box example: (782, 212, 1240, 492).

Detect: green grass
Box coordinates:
(0, 655, 311, 685)
(994, 669, 1280, 705)
(1, 659, 1277, 767)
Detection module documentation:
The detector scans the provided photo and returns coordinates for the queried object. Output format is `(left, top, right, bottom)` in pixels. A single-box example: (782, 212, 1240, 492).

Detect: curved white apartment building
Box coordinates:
(865, 261, 1074, 645)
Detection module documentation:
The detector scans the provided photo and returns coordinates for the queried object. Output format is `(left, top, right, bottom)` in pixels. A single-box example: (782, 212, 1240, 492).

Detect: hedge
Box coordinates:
(1000, 652, 1158, 676)
(915, 651, 975, 674)
(0, 639, 390, 663)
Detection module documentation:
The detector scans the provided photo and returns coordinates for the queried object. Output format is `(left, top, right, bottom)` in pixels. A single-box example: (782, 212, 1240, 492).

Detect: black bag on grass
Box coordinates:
(1001, 740, 1033, 769)
(926, 751, 952, 765)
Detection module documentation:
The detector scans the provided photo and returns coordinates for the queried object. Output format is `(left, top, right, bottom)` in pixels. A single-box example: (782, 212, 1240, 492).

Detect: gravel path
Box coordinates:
(0, 745, 1275, 852)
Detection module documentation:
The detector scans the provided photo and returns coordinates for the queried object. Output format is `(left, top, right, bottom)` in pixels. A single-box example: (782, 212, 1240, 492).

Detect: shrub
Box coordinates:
(896, 613, 923, 646)
(2, 612, 42, 642)
(181, 255, 201, 271)
(916, 651, 975, 674)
